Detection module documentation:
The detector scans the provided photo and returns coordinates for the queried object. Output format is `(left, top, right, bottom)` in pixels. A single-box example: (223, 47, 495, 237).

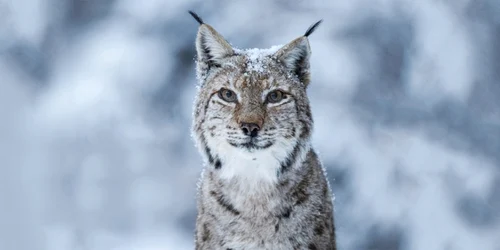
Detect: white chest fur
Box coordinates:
(218, 143, 281, 184)
(208, 138, 297, 185)
(203, 133, 309, 209)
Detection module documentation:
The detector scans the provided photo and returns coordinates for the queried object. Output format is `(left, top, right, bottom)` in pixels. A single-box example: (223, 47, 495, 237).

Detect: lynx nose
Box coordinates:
(240, 122, 260, 137)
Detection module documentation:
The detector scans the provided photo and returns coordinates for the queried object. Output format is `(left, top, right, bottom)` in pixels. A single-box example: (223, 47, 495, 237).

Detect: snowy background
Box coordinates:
(1, 0, 500, 249)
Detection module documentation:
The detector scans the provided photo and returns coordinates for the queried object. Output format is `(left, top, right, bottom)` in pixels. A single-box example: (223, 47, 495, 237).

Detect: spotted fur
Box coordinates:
(189, 12, 336, 250)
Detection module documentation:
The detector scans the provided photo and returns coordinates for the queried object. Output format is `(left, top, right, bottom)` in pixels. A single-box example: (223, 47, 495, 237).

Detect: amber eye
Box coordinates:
(218, 88, 237, 102)
(266, 90, 285, 103)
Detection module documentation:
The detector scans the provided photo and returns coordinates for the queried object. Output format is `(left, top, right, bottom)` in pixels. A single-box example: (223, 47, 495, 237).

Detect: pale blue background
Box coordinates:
(1, 0, 499, 249)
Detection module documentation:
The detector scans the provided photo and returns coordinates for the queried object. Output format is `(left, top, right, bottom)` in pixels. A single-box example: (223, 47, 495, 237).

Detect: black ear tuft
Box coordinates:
(189, 11, 204, 25)
(304, 19, 323, 37)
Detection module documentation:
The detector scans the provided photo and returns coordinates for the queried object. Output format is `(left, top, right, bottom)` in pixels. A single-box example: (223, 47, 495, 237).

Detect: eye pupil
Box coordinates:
(219, 88, 236, 102)
(267, 90, 283, 103)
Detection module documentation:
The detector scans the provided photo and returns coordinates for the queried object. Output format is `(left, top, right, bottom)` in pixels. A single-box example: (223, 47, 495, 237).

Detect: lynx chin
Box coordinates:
(189, 11, 336, 250)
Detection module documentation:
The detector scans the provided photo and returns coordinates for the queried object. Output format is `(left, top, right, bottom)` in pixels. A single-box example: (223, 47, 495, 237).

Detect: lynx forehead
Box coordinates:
(189, 11, 336, 250)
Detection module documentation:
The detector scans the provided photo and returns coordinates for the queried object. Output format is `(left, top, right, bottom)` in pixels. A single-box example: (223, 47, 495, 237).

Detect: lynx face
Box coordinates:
(200, 55, 309, 153)
(191, 15, 320, 181)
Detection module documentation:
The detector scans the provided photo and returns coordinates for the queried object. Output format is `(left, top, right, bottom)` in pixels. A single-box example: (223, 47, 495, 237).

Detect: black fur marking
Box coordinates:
(293, 101, 311, 140)
(300, 120, 311, 138)
(292, 160, 312, 205)
(279, 207, 292, 219)
(201, 134, 221, 169)
(308, 243, 318, 250)
(280, 143, 301, 174)
(314, 223, 325, 235)
(204, 145, 215, 164)
(203, 92, 221, 120)
(304, 19, 323, 37)
(188, 11, 204, 25)
(214, 159, 222, 169)
(202, 223, 211, 242)
(275, 222, 280, 232)
(210, 191, 240, 216)
(294, 50, 308, 81)
(294, 185, 310, 205)
(200, 35, 214, 64)
(209, 116, 225, 121)
(228, 141, 273, 150)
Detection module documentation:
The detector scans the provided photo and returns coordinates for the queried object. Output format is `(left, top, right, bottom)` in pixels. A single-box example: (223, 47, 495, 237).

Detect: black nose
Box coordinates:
(240, 122, 260, 137)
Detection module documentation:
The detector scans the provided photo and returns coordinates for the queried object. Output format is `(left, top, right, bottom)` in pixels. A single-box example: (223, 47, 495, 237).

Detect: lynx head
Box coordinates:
(190, 11, 321, 176)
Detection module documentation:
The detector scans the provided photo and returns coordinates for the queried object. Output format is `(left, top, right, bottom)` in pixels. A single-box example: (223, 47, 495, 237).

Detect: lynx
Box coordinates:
(189, 11, 336, 250)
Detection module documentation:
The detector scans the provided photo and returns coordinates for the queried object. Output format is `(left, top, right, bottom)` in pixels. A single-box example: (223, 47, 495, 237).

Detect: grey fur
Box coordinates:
(190, 16, 336, 250)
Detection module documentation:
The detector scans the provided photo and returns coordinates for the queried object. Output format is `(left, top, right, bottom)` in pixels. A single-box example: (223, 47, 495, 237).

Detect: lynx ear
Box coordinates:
(189, 14, 233, 78)
(274, 37, 312, 85)
(273, 20, 322, 86)
(196, 24, 234, 65)
(189, 11, 234, 78)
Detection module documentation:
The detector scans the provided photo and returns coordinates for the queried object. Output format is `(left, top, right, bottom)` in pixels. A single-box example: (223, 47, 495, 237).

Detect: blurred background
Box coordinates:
(1, 0, 500, 249)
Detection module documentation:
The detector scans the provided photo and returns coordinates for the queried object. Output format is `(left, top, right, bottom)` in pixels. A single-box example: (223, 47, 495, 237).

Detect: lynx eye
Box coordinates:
(218, 88, 237, 102)
(266, 90, 285, 103)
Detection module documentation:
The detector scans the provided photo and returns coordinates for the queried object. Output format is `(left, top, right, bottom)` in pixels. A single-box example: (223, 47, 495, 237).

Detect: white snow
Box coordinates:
(1, 0, 499, 250)
(233, 44, 283, 73)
